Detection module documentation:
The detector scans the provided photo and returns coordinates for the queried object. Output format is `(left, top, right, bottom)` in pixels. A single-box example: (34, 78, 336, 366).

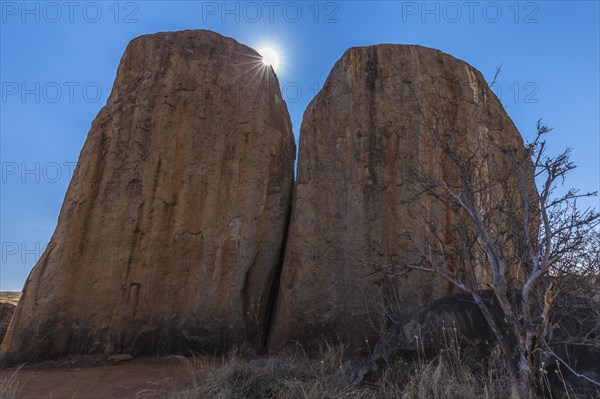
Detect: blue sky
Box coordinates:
(1, 1, 599, 291)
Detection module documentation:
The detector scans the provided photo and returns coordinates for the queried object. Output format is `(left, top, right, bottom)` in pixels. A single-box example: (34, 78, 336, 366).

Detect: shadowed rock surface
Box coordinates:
(373, 292, 501, 362)
(0, 303, 16, 344)
(0, 303, 15, 345)
(331, 292, 501, 389)
(543, 293, 600, 397)
(338, 291, 599, 397)
(0, 30, 295, 363)
(269, 44, 532, 352)
(0, 292, 20, 344)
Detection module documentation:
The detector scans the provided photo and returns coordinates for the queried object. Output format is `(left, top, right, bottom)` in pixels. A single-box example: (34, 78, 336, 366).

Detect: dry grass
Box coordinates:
(164, 342, 525, 399)
(399, 347, 516, 399)
(169, 344, 377, 399)
(0, 365, 23, 399)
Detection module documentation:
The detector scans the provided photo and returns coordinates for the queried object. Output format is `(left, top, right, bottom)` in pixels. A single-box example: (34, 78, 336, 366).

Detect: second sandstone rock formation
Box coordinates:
(269, 45, 531, 351)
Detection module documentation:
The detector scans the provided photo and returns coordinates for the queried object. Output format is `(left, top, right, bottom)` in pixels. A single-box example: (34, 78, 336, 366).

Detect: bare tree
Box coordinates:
(382, 115, 600, 396)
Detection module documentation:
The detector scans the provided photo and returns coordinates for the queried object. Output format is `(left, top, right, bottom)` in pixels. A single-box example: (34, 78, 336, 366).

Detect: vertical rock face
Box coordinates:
(1, 30, 295, 362)
(269, 45, 530, 351)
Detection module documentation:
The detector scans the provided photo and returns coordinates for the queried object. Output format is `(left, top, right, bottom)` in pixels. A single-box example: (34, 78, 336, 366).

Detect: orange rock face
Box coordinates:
(268, 45, 530, 351)
(1, 30, 295, 363)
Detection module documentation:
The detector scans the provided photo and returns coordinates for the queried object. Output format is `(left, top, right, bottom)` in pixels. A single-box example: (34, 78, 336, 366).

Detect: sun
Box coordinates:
(258, 47, 281, 70)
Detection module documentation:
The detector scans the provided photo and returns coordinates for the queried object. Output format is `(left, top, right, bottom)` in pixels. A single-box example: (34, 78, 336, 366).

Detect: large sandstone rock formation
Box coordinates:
(269, 45, 531, 351)
(0, 30, 295, 363)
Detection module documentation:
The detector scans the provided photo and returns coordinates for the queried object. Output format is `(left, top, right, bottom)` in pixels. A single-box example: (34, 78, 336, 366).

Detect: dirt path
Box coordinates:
(0, 356, 216, 399)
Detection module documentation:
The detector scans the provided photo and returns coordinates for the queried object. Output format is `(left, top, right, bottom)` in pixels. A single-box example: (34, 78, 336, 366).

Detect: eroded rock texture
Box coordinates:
(0, 30, 295, 363)
(374, 292, 500, 361)
(269, 45, 531, 351)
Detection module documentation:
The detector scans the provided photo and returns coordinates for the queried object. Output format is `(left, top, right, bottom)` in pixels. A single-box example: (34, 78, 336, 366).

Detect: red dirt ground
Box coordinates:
(0, 355, 217, 399)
